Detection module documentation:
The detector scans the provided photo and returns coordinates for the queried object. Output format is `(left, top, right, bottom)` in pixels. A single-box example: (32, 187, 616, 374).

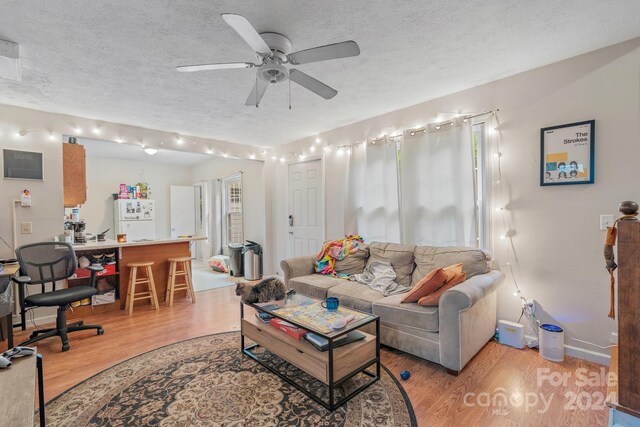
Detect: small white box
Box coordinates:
(92, 291, 116, 306)
(498, 320, 525, 349)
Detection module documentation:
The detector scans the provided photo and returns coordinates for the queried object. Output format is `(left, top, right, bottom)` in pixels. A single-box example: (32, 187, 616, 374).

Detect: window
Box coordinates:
(221, 174, 243, 246)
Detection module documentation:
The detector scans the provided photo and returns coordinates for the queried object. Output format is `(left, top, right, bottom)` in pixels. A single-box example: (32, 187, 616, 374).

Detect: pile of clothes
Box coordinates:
(314, 235, 364, 277)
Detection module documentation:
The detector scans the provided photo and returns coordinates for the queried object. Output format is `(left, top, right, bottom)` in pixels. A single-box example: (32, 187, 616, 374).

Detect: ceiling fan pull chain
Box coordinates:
(289, 77, 292, 110)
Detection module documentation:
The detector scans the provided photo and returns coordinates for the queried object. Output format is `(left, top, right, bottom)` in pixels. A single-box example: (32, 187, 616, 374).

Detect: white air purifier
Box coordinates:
(539, 324, 564, 362)
(498, 320, 525, 349)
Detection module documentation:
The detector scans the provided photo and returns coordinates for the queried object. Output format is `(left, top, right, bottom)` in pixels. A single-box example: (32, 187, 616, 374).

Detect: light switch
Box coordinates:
(600, 215, 614, 230)
(21, 222, 33, 234)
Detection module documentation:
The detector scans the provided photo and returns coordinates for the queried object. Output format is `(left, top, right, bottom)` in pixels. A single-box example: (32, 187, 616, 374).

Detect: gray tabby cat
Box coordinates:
(235, 277, 287, 303)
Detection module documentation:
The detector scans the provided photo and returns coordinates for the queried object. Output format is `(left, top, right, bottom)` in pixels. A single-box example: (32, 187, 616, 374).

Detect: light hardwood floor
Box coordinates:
(8, 287, 610, 426)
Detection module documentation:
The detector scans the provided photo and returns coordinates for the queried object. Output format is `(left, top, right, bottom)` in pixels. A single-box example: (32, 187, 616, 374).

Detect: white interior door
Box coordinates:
(170, 185, 196, 238)
(288, 160, 323, 257)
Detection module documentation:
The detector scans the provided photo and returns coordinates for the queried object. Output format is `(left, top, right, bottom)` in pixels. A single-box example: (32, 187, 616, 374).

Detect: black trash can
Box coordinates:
(228, 243, 244, 277)
(242, 241, 263, 281)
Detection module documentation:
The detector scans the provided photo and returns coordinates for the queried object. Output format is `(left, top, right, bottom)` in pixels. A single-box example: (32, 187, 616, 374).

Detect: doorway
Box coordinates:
(288, 159, 324, 257)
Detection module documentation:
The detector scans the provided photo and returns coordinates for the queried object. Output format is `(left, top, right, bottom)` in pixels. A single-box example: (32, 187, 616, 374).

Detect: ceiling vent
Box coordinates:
(0, 39, 21, 81)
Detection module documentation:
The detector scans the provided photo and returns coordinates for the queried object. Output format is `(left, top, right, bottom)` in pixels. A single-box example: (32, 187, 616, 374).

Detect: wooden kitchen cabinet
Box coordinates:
(63, 143, 87, 207)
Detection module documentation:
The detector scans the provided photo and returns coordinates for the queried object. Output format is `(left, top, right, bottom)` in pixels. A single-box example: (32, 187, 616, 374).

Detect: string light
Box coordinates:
(271, 155, 278, 160)
(279, 156, 285, 163)
(207, 148, 213, 154)
(176, 137, 183, 145)
(309, 145, 316, 153)
(116, 138, 124, 143)
(314, 137, 321, 144)
(74, 127, 82, 134)
(323, 146, 331, 152)
(92, 127, 101, 135)
(336, 148, 344, 156)
(249, 153, 256, 159)
(48, 132, 56, 141)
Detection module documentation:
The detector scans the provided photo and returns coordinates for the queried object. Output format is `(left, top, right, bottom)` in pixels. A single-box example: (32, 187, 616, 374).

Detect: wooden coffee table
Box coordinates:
(240, 293, 380, 411)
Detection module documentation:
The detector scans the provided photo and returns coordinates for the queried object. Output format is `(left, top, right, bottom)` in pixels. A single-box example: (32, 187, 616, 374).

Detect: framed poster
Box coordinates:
(540, 120, 594, 186)
(3, 149, 44, 180)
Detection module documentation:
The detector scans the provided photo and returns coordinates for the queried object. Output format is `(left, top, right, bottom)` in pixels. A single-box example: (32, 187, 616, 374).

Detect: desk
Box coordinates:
(0, 264, 19, 348)
(0, 347, 45, 427)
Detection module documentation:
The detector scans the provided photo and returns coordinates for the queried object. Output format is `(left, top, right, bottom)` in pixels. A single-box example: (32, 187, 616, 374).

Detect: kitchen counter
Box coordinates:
(71, 236, 206, 251)
(67, 236, 206, 317)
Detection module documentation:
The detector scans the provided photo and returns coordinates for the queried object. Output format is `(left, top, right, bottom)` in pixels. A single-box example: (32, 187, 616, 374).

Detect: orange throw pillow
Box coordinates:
(401, 268, 448, 303)
(443, 263, 463, 281)
(417, 272, 467, 306)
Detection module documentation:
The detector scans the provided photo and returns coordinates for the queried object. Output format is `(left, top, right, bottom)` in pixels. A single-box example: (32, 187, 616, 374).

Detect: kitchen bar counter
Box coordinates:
(72, 236, 206, 250)
(69, 236, 206, 316)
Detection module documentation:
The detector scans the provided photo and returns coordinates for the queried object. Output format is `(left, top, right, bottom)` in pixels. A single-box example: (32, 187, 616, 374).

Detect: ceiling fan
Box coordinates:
(177, 13, 360, 107)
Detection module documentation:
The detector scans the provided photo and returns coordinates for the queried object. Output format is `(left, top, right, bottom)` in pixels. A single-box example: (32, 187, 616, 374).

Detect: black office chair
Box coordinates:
(11, 242, 104, 351)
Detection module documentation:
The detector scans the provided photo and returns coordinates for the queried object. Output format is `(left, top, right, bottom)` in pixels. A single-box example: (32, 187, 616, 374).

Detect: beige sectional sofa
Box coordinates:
(280, 242, 505, 374)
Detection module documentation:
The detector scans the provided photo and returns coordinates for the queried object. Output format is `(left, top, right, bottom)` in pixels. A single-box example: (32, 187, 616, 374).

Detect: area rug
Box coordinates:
(39, 332, 416, 426)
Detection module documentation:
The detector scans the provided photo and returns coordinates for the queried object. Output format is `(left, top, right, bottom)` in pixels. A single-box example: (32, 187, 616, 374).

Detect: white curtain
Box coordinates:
(400, 121, 476, 246)
(345, 138, 401, 243)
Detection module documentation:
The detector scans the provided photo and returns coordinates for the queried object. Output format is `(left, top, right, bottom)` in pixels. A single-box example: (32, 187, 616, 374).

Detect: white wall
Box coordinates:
(82, 155, 193, 239)
(190, 157, 267, 267)
(267, 37, 640, 363)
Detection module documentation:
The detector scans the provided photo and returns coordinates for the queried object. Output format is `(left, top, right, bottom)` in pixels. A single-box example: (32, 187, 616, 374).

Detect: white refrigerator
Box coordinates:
(114, 199, 156, 241)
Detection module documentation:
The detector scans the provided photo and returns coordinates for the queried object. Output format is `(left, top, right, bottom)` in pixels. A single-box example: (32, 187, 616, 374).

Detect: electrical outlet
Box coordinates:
(611, 332, 618, 345)
(21, 222, 33, 234)
(600, 214, 614, 230)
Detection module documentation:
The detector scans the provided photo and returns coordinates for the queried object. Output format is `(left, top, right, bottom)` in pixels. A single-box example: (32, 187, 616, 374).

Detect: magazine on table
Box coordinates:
(304, 331, 366, 352)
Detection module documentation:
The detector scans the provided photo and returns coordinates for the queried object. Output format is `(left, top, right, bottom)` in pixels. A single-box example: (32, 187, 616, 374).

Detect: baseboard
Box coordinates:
(525, 334, 611, 366)
(565, 344, 611, 366)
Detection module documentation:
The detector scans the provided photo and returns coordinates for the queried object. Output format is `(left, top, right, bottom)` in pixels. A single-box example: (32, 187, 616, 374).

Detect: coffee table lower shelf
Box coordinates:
(240, 306, 380, 411)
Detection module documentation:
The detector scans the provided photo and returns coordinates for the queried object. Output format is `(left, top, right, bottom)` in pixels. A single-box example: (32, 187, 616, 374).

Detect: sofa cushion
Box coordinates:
(288, 274, 346, 300)
(367, 242, 416, 287)
(418, 272, 467, 306)
(334, 245, 369, 275)
(412, 246, 489, 285)
(401, 268, 447, 303)
(327, 282, 387, 313)
(373, 293, 440, 332)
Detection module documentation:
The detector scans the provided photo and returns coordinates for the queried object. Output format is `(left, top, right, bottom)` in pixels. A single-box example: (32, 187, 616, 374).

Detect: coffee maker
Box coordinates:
(65, 221, 87, 244)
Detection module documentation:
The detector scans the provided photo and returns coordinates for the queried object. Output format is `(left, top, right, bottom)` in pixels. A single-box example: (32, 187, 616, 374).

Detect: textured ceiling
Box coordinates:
(0, 1, 639, 146)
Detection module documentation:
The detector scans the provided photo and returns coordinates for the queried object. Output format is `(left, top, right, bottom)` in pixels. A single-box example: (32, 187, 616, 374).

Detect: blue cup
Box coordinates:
(321, 297, 340, 311)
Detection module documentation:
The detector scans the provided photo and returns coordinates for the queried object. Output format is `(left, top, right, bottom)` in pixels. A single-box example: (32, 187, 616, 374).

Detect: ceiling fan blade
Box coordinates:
(245, 78, 269, 106)
(289, 69, 337, 100)
(221, 13, 271, 55)
(176, 62, 254, 72)
(288, 40, 360, 65)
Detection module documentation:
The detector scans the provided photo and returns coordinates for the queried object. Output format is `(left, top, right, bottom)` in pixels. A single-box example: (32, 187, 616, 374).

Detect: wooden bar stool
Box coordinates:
(125, 261, 160, 316)
(166, 257, 196, 306)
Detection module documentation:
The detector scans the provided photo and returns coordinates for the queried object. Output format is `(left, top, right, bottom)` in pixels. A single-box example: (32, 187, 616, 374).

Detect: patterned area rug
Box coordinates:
(40, 332, 416, 426)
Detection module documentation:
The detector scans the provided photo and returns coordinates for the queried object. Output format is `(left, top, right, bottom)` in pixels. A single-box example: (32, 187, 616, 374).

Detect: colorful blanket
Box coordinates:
(314, 235, 364, 277)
